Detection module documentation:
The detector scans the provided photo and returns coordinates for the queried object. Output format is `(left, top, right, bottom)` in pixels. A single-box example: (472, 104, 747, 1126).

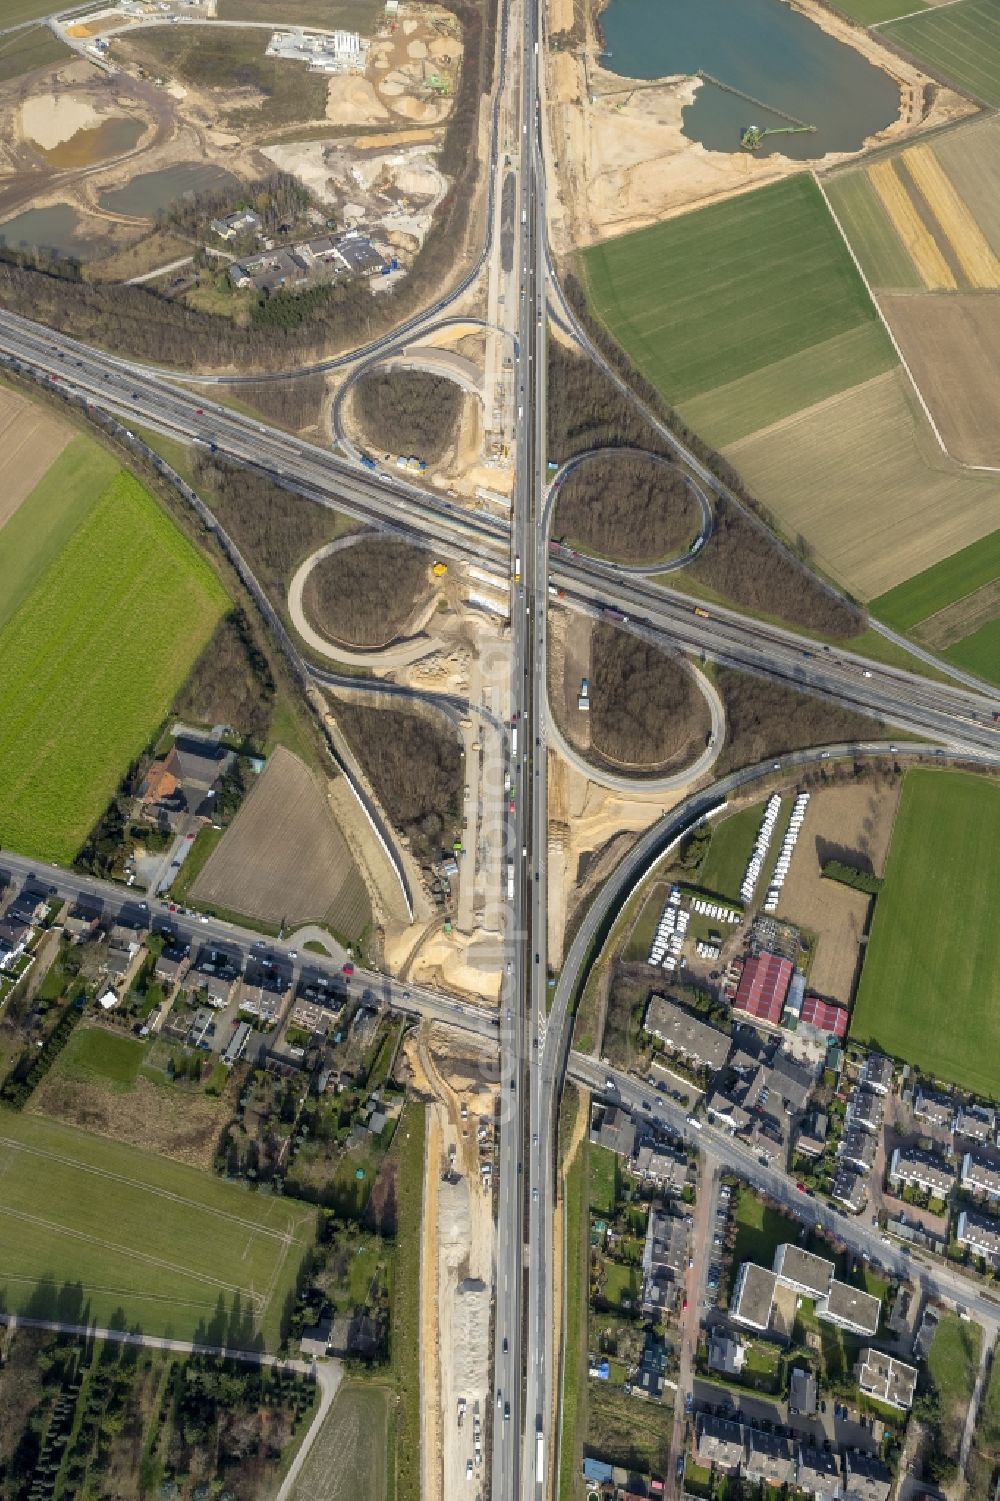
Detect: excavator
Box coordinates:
(740, 122, 816, 151)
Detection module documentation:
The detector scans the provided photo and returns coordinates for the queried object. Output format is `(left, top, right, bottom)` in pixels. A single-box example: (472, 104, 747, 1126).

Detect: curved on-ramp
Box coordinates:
(543, 445, 713, 577)
(545, 650, 725, 793)
(288, 536, 443, 670)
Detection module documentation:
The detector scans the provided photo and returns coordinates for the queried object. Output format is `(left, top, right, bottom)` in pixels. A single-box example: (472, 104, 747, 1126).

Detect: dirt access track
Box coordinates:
(190, 745, 373, 942)
(542, 0, 975, 248)
(772, 779, 900, 1007)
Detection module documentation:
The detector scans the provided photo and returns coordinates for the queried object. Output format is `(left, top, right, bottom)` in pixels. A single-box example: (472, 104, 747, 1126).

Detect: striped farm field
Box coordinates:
(872, 529, 1000, 629)
(835, 0, 925, 18)
(824, 172, 921, 289)
(932, 116, 1000, 255)
(678, 323, 893, 448)
(723, 368, 1000, 598)
(901, 143, 1000, 286)
(871, 530, 1000, 684)
(882, 0, 1000, 105)
(0, 1111, 315, 1346)
(581, 175, 891, 412)
(867, 159, 956, 289)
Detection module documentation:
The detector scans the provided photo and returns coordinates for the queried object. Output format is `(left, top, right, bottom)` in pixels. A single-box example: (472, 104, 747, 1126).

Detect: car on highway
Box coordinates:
(502, 1336, 508, 1353)
(797, 1182, 807, 1192)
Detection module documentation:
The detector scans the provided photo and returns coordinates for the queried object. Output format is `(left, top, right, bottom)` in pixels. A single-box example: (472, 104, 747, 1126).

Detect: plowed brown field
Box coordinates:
(191, 745, 371, 939)
(724, 368, 1000, 597)
(880, 291, 1000, 466)
(0, 385, 72, 531)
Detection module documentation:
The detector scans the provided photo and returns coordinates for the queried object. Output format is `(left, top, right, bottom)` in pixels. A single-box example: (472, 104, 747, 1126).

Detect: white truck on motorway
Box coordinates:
(536, 1432, 544, 1485)
(507, 859, 515, 902)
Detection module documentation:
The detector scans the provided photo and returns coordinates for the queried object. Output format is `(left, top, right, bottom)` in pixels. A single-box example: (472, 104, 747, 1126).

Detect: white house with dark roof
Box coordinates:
(962, 1151, 1000, 1201)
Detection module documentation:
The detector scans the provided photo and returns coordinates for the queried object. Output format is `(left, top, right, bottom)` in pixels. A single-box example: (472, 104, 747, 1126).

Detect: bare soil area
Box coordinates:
(543, 0, 974, 247)
(0, 385, 72, 530)
(916, 578, 1000, 652)
(27, 1070, 233, 1171)
(879, 291, 1000, 466)
(547, 750, 686, 966)
(191, 745, 372, 939)
(405, 1026, 496, 1501)
(773, 780, 900, 1006)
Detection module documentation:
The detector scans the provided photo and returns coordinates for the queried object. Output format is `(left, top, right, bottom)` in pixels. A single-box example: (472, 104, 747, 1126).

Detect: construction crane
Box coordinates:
(740, 122, 816, 151)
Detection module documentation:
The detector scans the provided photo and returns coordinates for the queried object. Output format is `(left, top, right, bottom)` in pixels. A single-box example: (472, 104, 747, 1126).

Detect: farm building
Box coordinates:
(732, 951, 794, 1026)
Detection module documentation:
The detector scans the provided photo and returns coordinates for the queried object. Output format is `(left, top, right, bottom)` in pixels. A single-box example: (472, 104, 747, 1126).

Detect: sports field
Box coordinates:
(0, 469, 228, 862)
(882, 0, 1000, 106)
(581, 175, 892, 412)
(0, 1112, 316, 1346)
(851, 769, 1000, 1098)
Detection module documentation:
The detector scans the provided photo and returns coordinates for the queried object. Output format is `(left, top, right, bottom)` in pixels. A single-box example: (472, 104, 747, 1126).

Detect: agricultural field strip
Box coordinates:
(932, 118, 1000, 254)
(584, 177, 881, 403)
(1, 1204, 262, 1302)
(0, 472, 228, 861)
(883, 0, 1000, 107)
(902, 143, 1000, 286)
(823, 172, 921, 289)
(677, 324, 895, 448)
(850, 770, 1000, 1097)
(0, 1133, 296, 1241)
(867, 159, 955, 289)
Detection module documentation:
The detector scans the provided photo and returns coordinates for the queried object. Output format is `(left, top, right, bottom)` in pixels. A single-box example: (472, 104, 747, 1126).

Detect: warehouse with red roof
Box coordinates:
(732, 952, 793, 1026)
(799, 994, 848, 1038)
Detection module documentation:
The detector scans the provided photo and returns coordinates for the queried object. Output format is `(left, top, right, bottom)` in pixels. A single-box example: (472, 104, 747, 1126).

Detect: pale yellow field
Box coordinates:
(902, 144, 1000, 289)
(933, 117, 1000, 256)
(0, 385, 72, 532)
(867, 160, 956, 291)
(724, 368, 1000, 599)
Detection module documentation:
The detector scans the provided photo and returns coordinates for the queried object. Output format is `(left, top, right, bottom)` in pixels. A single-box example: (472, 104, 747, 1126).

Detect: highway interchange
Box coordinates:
(2, 0, 1000, 1495)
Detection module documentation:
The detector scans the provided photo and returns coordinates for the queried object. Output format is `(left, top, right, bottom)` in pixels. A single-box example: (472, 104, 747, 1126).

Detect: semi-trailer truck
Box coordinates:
(536, 1433, 544, 1485)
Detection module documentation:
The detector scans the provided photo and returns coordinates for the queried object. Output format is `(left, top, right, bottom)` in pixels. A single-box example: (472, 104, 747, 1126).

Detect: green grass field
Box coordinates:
(589, 1144, 618, 1217)
(824, 172, 921, 289)
(289, 1384, 388, 1501)
(835, 0, 926, 20)
(0, 0, 71, 22)
(729, 1193, 799, 1298)
(0, 1111, 315, 1347)
(0, 23, 70, 81)
(581, 175, 891, 410)
(871, 529, 1000, 629)
(678, 323, 894, 448)
(0, 469, 228, 862)
(883, 0, 1000, 105)
(928, 1313, 982, 1458)
(56, 1025, 146, 1088)
(851, 769, 1000, 1096)
(944, 618, 1000, 684)
(218, 0, 383, 26)
(0, 435, 121, 633)
(699, 804, 762, 902)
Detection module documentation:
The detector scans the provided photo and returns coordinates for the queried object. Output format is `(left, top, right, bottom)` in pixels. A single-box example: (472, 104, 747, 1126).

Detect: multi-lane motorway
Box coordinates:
(3, 2, 1000, 1494)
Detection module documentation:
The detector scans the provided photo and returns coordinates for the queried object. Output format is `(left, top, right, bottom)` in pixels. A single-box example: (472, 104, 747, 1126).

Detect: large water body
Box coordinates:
(99, 162, 241, 219)
(0, 204, 104, 261)
(598, 0, 900, 159)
